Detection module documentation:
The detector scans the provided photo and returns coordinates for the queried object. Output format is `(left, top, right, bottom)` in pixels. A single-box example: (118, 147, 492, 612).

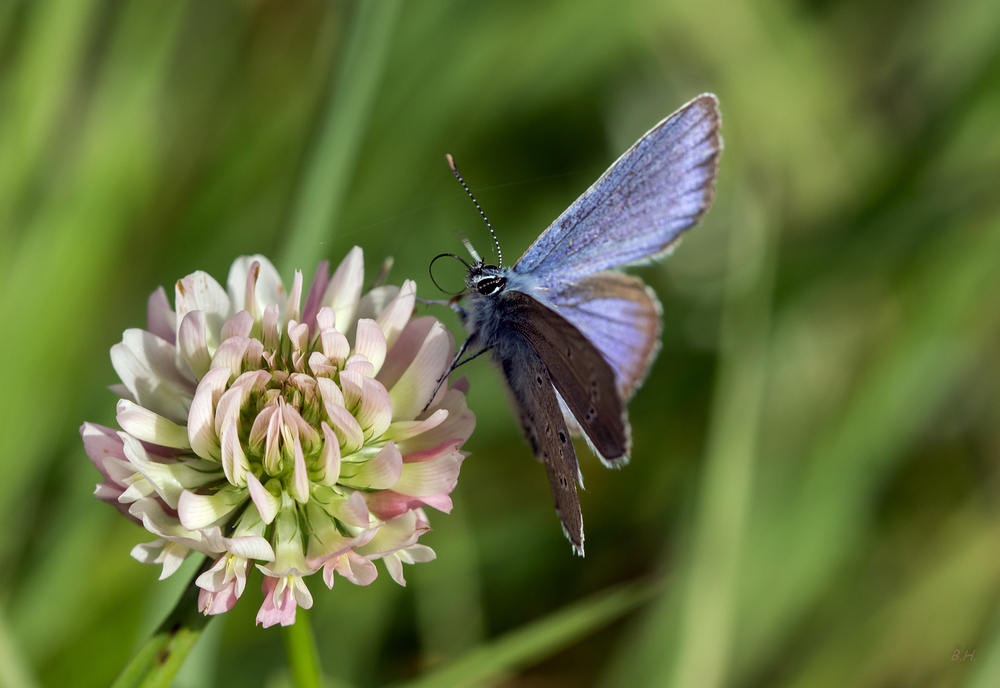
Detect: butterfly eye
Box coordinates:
(476, 276, 506, 296)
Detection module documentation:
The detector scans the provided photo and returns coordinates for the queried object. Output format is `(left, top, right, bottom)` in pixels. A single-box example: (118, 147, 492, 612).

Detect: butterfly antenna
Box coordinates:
(446, 154, 502, 267)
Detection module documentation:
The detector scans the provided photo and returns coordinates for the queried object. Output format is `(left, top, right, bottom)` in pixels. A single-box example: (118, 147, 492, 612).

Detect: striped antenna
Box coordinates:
(446, 154, 502, 268)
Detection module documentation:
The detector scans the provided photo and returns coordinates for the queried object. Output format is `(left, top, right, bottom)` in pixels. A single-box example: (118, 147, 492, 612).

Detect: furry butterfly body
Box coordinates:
(439, 94, 722, 554)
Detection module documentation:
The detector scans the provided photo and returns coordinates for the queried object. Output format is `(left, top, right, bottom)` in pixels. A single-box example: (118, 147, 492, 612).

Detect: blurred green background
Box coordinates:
(2, 0, 1000, 686)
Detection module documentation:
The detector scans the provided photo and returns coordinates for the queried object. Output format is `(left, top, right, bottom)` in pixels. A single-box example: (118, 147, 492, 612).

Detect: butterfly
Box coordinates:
(428, 94, 722, 555)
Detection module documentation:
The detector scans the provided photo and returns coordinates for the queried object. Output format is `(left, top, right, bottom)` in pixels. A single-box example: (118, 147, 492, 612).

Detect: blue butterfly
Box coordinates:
(430, 94, 722, 555)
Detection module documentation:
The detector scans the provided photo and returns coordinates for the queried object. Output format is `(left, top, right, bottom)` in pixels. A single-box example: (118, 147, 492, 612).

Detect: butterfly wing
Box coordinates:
(539, 270, 662, 402)
(514, 94, 721, 286)
(501, 351, 585, 555)
(504, 290, 630, 465)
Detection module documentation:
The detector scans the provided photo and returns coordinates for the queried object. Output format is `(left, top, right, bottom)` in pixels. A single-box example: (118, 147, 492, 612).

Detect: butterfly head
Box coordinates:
(467, 261, 507, 297)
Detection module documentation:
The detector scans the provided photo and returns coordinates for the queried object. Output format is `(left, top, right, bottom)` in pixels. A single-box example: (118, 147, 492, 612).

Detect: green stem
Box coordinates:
(284, 608, 323, 688)
(111, 565, 212, 688)
(278, 0, 403, 278)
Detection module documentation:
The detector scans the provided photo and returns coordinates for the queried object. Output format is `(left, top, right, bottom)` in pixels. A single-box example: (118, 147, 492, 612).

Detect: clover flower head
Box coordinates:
(82, 249, 475, 627)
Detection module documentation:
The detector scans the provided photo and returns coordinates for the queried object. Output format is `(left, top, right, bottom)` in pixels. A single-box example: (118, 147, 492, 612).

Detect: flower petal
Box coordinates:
(118, 432, 222, 509)
(323, 246, 364, 334)
(228, 255, 285, 316)
(176, 271, 231, 350)
(325, 404, 364, 455)
(117, 399, 191, 449)
(302, 260, 330, 336)
(187, 366, 232, 460)
(177, 487, 248, 530)
(396, 387, 476, 454)
(376, 280, 416, 349)
(380, 319, 454, 421)
(111, 329, 193, 422)
(317, 422, 341, 486)
(354, 319, 387, 375)
(221, 416, 249, 487)
(246, 472, 281, 525)
(339, 442, 402, 490)
(146, 286, 176, 345)
(221, 310, 254, 341)
(177, 310, 212, 380)
(393, 442, 464, 497)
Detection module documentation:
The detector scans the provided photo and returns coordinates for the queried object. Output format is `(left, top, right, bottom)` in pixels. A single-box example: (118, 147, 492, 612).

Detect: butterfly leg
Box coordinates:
(422, 335, 492, 412)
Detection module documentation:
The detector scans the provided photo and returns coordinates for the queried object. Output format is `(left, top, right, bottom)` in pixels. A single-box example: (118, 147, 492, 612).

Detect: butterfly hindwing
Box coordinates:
(501, 351, 585, 555)
(514, 94, 721, 286)
(504, 289, 630, 464)
(540, 270, 662, 402)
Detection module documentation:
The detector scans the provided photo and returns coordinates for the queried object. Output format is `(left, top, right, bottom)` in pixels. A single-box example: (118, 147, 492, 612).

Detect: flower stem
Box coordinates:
(278, 0, 403, 278)
(283, 608, 323, 688)
(111, 565, 212, 688)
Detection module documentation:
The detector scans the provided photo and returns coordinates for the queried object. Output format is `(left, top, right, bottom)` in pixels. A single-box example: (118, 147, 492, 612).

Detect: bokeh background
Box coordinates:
(2, 0, 1000, 686)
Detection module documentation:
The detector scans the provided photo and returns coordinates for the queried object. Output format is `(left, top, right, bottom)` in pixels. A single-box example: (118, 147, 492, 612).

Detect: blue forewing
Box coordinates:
(445, 94, 722, 554)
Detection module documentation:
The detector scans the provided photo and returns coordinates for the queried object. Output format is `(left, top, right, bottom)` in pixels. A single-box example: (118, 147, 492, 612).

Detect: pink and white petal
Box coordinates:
(187, 366, 232, 460)
(227, 255, 286, 315)
(262, 304, 279, 350)
(211, 336, 251, 378)
(339, 369, 364, 412)
(393, 449, 464, 497)
(117, 399, 190, 450)
(397, 543, 436, 564)
(195, 553, 231, 591)
(146, 286, 176, 344)
(316, 376, 345, 409)
(80, 423, 126, 478)
(246, 472, 280, 525)
(316, 306, 336, 332)
(290, 576, 314, 609)
(338, 442, 402, 490)
(381, 409, 448, 443)
(223, 535, 274, 561)
(256, 576, 298, 628)
(131, 539, 192, 580)
(288, 437, 310, 504)
(199, 583, 239, 616)
(353, 319, 387, 375)
(221, 417, 250, 487)
(354, 377, 392, 439)
(111, 330, 192, 423)
(108, 383, 135, 401)
(306, 521, 377, 568)
(176, 271, 231, 348)
(382, 553, 406, 586)
(335, 551, 378, 586)
(177, 311, 212, 380)
(323, 246, 364, 334)
(328, 490, 371, 528)
(302, 260, 330, 336)
(375, 280, 416, 350)
(177, 487, 248, 530)
(355, 284, 399, 322)
(344, 355, 375, 379)
(320, 328, 350, 367)
(285, 270, 303, 324)
(325, 404, 364, 455)
(397, 388, 476, 454)
(317, 423, 341, 486)
(364, 491, 453, 521)
(376, 317, 434, 391)
(385, 321, 454, 422)
(357, 509, 428, 559)
(221, 310, 254, 341)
